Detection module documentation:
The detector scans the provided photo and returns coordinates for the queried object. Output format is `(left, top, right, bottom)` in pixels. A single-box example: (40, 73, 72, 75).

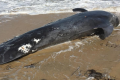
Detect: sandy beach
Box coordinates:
(0, 12, 120, 80)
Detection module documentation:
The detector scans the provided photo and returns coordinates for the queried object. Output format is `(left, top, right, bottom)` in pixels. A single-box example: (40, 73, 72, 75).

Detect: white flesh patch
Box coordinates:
(86, 77, 94, 80)
(18, 44, 32, 54)
(32, 49, 38, 52)
(33, 38, 41, 44)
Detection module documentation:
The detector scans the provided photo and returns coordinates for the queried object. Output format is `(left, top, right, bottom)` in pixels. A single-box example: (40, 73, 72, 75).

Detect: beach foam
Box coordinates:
(0, 0, 120, 15)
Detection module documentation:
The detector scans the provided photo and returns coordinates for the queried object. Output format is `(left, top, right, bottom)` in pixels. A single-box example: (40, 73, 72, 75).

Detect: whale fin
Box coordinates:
(72, 8, 88, 12)
(95, 24, 113, 40)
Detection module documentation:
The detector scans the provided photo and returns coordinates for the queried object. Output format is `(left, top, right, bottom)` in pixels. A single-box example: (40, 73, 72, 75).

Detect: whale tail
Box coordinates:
(72, 8, 88, 12)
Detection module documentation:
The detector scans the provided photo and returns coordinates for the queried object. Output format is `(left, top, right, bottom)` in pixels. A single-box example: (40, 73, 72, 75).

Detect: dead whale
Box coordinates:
(0, 8, 119, 64)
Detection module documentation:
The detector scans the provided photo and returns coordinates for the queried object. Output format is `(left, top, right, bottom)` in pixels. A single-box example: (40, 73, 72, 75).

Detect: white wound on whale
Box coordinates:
(18, 44, 32, 54)
(91, 32, 95, 35)
(33, 38, 41, 44)
(32, 49, 38, 52)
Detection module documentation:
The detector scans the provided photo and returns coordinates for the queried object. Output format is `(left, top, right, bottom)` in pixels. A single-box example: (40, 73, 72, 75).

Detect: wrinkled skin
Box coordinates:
(0, 10, 119, 64)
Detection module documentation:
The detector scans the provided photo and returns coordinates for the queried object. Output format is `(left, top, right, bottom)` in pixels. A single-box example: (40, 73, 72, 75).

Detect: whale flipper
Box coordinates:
(94, 22, 114, 40)
(72, 8, 88, 12)
(98, 25, 113, 40)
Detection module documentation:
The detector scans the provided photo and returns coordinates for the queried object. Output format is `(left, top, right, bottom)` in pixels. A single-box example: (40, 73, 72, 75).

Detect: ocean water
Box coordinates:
(0, 0, 120, 15)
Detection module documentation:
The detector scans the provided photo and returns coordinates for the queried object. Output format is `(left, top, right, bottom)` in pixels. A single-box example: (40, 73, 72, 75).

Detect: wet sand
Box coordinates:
(0, 12, 120, 80)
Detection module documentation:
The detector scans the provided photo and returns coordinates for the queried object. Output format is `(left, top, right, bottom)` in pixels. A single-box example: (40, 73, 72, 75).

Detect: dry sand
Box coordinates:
(0, 12, 120, 80)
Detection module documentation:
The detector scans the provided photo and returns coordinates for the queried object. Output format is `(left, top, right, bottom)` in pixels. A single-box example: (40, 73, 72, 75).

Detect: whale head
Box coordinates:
(110, 14, 119, 27)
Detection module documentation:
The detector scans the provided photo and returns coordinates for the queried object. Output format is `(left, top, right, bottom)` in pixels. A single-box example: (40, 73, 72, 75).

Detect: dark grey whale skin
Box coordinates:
(0, 10, 119, 64)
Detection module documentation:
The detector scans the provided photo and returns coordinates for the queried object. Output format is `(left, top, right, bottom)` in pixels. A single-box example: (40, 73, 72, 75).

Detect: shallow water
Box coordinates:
(1, 34, 120, 80)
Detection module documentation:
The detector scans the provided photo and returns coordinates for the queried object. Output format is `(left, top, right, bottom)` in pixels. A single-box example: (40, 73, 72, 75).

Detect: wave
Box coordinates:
(0, 0, 120, 15)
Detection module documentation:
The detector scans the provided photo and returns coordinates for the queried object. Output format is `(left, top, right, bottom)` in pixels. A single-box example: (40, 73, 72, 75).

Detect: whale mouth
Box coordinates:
(115, 17, 119, 27)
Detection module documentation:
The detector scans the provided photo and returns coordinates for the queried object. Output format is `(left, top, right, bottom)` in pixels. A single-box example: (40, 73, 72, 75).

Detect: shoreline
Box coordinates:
(0, 6, 120, 15)
(0, 6, 120, 16)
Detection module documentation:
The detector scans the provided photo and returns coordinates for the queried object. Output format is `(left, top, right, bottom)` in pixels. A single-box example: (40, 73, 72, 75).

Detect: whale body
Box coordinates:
(0, 9, 119, 64)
